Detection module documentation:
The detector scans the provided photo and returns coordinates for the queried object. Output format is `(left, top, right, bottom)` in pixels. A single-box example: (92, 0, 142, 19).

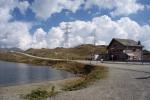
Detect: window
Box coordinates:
(133, 49, 136, 52)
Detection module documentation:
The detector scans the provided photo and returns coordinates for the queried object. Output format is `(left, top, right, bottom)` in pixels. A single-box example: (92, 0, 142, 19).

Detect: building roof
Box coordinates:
(108, 38, 143, 47)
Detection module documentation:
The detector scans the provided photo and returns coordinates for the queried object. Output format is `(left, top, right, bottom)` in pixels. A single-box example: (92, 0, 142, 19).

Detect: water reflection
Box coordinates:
(0, 61, 74, 86)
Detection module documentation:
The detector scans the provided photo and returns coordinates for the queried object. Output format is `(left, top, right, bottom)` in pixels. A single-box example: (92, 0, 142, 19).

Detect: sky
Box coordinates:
(0, 0, 150, 50)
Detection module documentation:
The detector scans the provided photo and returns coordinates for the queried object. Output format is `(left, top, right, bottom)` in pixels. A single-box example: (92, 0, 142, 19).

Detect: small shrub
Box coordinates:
(49, 86, 56, 96)
(24, 86, 56, 100)
(24, 88, 49, 100)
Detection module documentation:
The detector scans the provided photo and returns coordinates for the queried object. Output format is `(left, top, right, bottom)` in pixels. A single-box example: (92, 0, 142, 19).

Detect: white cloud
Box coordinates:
(28, 15, 150, 50)
(0, 0, 16, 22)
(32, 28, 48, 48)
(0, 0, 149, 51)
(30, 0, 144, 20)
(16, 1, 30, 14)
(85, 0, 144, 17)
(31, 0, 84, 20)
(0, 0, 33, 50)
(0, 0, 29, 21)
(47, 27, 64, 48)
(110, 0, 144, 16)
(0, 21, 32, 50)
(0, 0, 32, 50)
(0, 8, 12, 22)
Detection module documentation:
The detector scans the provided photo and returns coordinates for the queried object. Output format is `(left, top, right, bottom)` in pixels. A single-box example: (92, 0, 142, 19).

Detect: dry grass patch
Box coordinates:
(62, 65, 108, 91)
(24, 86, 57, 100)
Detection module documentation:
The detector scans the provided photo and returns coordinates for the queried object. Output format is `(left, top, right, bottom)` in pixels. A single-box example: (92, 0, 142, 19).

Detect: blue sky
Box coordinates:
(0, 0, 150, 50)
(11, 0, 150, 32)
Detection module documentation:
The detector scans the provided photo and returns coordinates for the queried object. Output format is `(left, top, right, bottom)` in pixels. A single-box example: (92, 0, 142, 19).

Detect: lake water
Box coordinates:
(0, 61, 74, 87)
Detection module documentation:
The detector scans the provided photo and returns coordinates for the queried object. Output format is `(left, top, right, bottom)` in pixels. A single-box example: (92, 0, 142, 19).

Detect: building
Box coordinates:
(107, 38, 143, 61)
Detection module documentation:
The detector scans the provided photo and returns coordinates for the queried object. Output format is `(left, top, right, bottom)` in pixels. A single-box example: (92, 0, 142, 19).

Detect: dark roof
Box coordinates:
(113, 38, 142, 47)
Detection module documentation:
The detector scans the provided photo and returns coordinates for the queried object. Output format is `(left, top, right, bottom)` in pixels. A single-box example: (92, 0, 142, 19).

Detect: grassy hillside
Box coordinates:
(25, 44, 107, 60)
(143, 50, 150, 55)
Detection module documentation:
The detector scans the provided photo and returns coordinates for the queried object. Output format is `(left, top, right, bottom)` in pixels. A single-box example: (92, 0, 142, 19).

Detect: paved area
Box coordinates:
(78, 61, 150, 73)
(50, 62, 150, 100)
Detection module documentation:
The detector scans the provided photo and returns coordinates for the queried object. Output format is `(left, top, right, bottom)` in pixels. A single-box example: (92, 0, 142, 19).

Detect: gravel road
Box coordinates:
(49, 62, 150, 100)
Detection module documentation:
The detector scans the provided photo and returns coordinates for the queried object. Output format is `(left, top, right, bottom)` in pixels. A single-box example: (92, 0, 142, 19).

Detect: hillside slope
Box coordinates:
(25, 44, 107, 60)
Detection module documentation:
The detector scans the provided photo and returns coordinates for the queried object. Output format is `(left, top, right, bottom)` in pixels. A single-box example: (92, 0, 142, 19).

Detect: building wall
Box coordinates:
(108, 40, 142, 61)
(124, 47, 142, 60)
(108, 41, 126, 60)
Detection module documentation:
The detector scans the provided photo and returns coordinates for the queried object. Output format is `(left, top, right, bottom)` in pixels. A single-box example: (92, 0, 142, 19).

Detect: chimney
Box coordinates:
(138, 41, 141, 45)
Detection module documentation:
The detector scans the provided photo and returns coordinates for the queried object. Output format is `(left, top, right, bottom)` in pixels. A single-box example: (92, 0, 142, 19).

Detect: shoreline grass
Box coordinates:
(62, 65, 108, 91)
(24, 86, 58, 100)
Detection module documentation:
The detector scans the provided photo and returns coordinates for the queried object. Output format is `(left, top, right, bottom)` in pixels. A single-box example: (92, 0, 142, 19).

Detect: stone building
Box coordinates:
(107, 38, 143, 61)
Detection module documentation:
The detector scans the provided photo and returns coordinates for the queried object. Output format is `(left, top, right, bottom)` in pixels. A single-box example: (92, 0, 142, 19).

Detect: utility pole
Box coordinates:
(61, 22, 72, 61)
(139, 41, 144, 64)
(90, 29, 96, 64)
(93, 29, 96, 61)
(141, 47, 143, 64)
(93, 29, 96, 47)
(62, 22, 72, 48)
(126, 40, 129, 63)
